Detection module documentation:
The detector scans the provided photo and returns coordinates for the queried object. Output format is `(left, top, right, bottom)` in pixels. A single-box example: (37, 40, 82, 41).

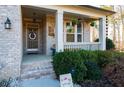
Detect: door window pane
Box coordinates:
(67, 34, 75, 42)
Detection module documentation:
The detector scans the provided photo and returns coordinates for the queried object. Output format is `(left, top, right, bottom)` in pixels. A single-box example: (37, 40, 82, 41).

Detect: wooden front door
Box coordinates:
(26, 23, 39, 53)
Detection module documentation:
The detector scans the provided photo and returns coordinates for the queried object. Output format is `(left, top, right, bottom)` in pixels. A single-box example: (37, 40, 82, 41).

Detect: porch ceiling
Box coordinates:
(64, 12, 99, 21)
(22, 5, 55, 19)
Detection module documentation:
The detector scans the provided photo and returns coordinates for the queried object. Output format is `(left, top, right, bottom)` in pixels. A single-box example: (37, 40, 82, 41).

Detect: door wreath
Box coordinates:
(29, 32, 36, 40)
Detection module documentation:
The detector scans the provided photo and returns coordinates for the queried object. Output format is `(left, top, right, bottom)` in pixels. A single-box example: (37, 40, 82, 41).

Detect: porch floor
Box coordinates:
(22, 54, 52, 63)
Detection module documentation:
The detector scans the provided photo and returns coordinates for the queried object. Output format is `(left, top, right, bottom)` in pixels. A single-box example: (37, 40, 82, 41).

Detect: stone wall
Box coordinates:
(46, 15, 56, 55)
(0, 5, 22, 80)
(83, 22, 91, 42)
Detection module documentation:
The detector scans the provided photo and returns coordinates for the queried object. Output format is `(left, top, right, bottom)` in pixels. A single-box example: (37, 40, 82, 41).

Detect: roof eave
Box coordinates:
(78, 5, 116, 16)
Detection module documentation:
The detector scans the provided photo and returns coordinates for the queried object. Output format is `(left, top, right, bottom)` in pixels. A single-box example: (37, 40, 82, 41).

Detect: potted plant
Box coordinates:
(90, 21, 95, 27)
(67, 26, 73, 33)
(71, 17, 80, 26)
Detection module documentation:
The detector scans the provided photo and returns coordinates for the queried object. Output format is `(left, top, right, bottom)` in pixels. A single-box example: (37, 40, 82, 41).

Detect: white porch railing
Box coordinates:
(64, 42, 101, 51)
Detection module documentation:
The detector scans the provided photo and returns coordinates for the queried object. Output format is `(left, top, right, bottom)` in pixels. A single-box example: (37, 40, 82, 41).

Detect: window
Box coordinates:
(77, 22, 82, 42)
(64, 21, 83, 43)
(67, 34, 75, 42)
(65, 22, 75, 42)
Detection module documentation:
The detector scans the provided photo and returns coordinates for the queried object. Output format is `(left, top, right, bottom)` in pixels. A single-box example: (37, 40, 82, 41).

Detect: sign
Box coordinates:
(59, 73, 73, 87)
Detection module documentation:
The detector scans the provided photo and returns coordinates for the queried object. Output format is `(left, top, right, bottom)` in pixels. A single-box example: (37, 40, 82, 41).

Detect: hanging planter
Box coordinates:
(67, 26, 73, 33)
(71, 17, 80, 26)
(90, 21, 98, 28)
(90, 21, 95, 27)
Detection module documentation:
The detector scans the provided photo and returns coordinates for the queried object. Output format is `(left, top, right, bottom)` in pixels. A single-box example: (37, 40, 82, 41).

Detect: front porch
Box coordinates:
(21, 5, 106, 56)
(20, 5, 107, 82)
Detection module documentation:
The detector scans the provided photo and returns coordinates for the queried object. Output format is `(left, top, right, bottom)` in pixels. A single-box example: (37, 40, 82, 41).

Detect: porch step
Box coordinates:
(21, 60, 56, 80)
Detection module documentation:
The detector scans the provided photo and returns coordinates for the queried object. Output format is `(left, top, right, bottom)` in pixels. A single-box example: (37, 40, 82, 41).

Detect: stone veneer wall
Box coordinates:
(83, 22, 91, 42)
(0, 5, 22, 80)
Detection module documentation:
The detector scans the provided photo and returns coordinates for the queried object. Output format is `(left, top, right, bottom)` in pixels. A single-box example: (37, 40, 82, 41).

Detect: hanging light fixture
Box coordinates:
(33, 12, 36, 23)
(5, 17, 11, 29)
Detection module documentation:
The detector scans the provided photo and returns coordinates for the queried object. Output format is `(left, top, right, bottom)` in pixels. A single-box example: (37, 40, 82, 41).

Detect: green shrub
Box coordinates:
(79, 50, 113, 67)
(52, 50, 115, 83)
(79, 50, 97, 63)
(97, 51, 113, 67)
(112, 51, 124, 60)
(52, 51, 87, 83)
(84, 61, 102, 80)
(95, 38, 115, 50)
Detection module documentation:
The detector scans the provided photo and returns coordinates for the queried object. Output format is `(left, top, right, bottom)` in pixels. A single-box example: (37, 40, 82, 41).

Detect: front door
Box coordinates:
(26, 23, 39, 53)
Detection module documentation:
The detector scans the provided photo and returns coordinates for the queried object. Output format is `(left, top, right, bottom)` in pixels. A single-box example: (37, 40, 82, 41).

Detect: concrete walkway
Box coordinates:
(21, 78, 60, 87)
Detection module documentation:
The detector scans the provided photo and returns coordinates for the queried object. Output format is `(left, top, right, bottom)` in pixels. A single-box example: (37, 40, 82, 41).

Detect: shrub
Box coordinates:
(96, 51, 113, 67)
(52, 51, 87, 83)
(95, 38, 115, 50)
(84, 61, 102, 80)
(79, 50, 97, 63)
(79, 50, 102, 80)
(112, 51, 124, 61)
(79, 50, 113, 68)
(52, 50, 115, 83)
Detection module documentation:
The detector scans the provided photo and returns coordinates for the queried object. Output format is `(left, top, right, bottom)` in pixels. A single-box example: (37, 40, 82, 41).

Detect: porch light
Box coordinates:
(5, 17, 11, 29)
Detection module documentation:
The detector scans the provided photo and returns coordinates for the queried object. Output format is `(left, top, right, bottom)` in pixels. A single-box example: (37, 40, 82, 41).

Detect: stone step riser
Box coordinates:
(22, 61, 52, 65)
(21, 71, 55, 77)
(21, 70, 56, 80)
(22, 62, 53, 67)
(21, 73, 56, 80)
(21, 61, 55, 80)
(21, 61, 53, 69)
(21, 72, 56, 80)
(21, 65, 54, 72)
(21, 65, 53, 70)
(21, 68, 54, 75)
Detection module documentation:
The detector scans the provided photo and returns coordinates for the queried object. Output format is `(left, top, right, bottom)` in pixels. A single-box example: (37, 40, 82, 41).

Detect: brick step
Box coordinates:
(21, 61, 53, 68)
(21, 66, 54, 75)
(21, 61, 56, 80)
(21, 60, 53, 71)
(21, 70, 56, 80)
(21, 64, 53, 73)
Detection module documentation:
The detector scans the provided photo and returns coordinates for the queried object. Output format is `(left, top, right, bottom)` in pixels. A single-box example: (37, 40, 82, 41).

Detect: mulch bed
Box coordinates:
(103, 58, 124, 87)
(80, 57, 124, 87)
(80, 76, 114, 87)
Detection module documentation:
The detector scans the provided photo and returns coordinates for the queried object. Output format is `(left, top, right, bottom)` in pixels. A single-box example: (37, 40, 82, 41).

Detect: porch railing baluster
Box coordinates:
(64, 42, 100, 51)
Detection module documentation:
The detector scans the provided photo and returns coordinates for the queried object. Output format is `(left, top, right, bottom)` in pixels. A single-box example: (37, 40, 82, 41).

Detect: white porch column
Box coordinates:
(55, 10, 64, 52)
(99, 17, 106, 50)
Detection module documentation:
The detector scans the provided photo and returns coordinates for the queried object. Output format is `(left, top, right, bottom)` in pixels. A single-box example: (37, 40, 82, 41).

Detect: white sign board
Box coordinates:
(59, 73, 73, 87)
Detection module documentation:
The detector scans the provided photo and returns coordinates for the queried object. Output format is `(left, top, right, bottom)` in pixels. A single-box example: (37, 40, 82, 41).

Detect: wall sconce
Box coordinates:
(5, 17, 11, 29)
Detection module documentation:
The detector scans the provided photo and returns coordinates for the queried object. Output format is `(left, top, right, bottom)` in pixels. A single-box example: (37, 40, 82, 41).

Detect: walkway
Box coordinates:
(21, 77, 60, 87)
